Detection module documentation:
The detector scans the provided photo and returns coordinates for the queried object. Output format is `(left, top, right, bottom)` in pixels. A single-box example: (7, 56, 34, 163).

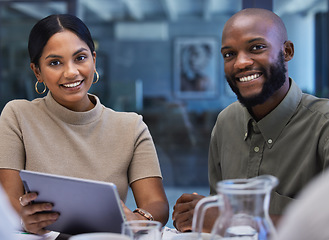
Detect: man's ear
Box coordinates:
(30, 63, 42, 82)
(283, 41, 294, 62)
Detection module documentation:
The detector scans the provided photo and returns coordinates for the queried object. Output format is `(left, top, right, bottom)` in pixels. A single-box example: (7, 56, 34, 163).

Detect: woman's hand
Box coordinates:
(19, 192, 59, 235)
(121, 201, 146, 221)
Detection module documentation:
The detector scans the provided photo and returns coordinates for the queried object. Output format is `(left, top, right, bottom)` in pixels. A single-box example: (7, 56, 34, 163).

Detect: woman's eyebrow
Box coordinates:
(45, 47, 89, 60)
(45, 54, 62, 60)
(73, 47, 89, 56)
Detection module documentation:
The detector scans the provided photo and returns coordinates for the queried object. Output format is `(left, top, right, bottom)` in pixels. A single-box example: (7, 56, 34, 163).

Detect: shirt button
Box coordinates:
(268, 139, 273, 144)
(254, 147, 260, 152)
(245, 132, 248, 138)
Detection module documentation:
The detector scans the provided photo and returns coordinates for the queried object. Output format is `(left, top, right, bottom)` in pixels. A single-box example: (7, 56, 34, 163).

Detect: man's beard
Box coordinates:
(226, 51, 287, 108)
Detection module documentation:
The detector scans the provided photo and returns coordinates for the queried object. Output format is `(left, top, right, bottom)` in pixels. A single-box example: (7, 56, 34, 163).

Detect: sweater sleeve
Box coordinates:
(0, 101, 26, 170)
(128, 115, 162, 184)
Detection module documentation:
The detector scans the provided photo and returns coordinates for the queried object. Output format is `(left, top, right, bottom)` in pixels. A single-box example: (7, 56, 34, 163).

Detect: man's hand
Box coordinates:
(172, 193, 205, 232)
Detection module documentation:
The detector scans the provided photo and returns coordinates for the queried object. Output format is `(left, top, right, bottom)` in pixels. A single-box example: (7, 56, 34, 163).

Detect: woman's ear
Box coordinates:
(93, 51, 97, 70)
(30, 63, 42, 82)
(283, 41, 294, 62)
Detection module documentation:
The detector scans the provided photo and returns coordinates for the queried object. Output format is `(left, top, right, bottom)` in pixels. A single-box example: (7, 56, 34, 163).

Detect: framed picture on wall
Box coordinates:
(173, 37, 218, 98)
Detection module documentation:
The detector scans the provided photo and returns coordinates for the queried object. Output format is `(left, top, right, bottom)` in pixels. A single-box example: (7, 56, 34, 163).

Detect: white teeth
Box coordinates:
(239, 73, 260, 82)
(63, 81, 82, 88)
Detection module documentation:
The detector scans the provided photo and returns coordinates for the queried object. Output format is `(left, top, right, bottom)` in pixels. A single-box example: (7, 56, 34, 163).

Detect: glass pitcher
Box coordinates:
(192, 175, 278, 240)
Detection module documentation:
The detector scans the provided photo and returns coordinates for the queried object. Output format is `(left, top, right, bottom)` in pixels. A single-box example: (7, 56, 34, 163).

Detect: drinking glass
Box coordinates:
(121, 220, 162, 240)
(69, 232, 130, 240)
(171, 232, 213, 240)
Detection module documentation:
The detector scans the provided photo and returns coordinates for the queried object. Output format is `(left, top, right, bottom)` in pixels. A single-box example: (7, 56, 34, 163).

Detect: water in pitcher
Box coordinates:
(224, 225, 258, 239)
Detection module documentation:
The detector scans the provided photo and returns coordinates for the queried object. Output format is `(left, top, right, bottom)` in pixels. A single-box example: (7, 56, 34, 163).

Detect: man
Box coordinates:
(172, 8, 329, 232)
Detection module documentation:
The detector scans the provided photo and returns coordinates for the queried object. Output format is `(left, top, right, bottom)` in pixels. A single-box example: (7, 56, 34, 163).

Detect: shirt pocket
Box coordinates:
(269, 191, 294, 215)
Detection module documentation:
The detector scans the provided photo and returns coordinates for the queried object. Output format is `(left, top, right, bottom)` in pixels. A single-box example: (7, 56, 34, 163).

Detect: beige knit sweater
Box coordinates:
(0, 93, 161, 201)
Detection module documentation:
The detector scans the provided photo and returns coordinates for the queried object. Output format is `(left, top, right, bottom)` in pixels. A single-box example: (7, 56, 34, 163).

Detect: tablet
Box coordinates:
(19, 170, 126, 235)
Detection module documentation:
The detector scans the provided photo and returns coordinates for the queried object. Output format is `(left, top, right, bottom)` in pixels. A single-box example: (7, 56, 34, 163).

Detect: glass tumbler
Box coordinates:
(121, 220, 162, 240)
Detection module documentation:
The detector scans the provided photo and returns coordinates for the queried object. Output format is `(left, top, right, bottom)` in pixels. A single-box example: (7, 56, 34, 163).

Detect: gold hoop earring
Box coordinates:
(35, 81, 47, 94)
(93, 71, 99, 84)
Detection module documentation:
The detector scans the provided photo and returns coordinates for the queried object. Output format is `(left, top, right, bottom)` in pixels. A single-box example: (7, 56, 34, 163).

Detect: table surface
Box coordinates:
(15, 227, 181, 240)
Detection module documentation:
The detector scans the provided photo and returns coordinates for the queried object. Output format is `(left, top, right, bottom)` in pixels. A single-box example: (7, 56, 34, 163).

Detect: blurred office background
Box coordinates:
(0, 0, 328, 226)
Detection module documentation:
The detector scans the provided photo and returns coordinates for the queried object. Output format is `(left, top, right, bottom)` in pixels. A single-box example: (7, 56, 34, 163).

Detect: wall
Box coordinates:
(282, 13, 315, 94)
(89, 16, 237, 115)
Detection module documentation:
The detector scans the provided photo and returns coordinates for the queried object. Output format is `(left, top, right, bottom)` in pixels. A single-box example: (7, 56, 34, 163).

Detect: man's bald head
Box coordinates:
(223, 8, 288, 43)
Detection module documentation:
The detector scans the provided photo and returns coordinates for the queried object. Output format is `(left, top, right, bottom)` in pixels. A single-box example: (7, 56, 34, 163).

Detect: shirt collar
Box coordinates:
(243, 78, 302, 148)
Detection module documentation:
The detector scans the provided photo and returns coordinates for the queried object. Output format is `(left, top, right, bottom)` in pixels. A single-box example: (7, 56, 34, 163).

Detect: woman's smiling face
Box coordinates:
(31, 30, 96, 111)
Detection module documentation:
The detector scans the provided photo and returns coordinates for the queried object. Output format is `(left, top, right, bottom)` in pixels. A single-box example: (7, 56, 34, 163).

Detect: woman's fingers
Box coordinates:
(26, 216, 58, 235)
(19, 193, 60, 235)
(19, 192, 38, 207)
(22, 202, 53, 215)
(26, 211, 59, 225)
(23, 209, 59, 234)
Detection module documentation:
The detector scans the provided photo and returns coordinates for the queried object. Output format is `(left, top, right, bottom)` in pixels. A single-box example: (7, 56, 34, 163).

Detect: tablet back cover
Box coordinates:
(19, 170, 126, 235)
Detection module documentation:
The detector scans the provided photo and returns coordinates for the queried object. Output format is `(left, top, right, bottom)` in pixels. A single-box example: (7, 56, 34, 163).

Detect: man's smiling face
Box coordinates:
(221, 14, 287, 108)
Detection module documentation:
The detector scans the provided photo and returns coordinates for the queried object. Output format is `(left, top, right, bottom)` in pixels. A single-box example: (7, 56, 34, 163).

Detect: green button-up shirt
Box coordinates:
(209, 79, 329, 215)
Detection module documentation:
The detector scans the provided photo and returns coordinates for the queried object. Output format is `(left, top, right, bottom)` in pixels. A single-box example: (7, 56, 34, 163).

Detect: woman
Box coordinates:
(0, 14, 169, 235)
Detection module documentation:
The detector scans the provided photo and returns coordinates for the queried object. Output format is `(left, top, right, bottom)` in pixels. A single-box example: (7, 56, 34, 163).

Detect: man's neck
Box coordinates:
(250, 79, 291, 121)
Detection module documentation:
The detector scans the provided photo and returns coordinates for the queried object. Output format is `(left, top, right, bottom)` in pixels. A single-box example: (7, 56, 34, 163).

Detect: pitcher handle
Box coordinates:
(192, 195, 222, 235)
